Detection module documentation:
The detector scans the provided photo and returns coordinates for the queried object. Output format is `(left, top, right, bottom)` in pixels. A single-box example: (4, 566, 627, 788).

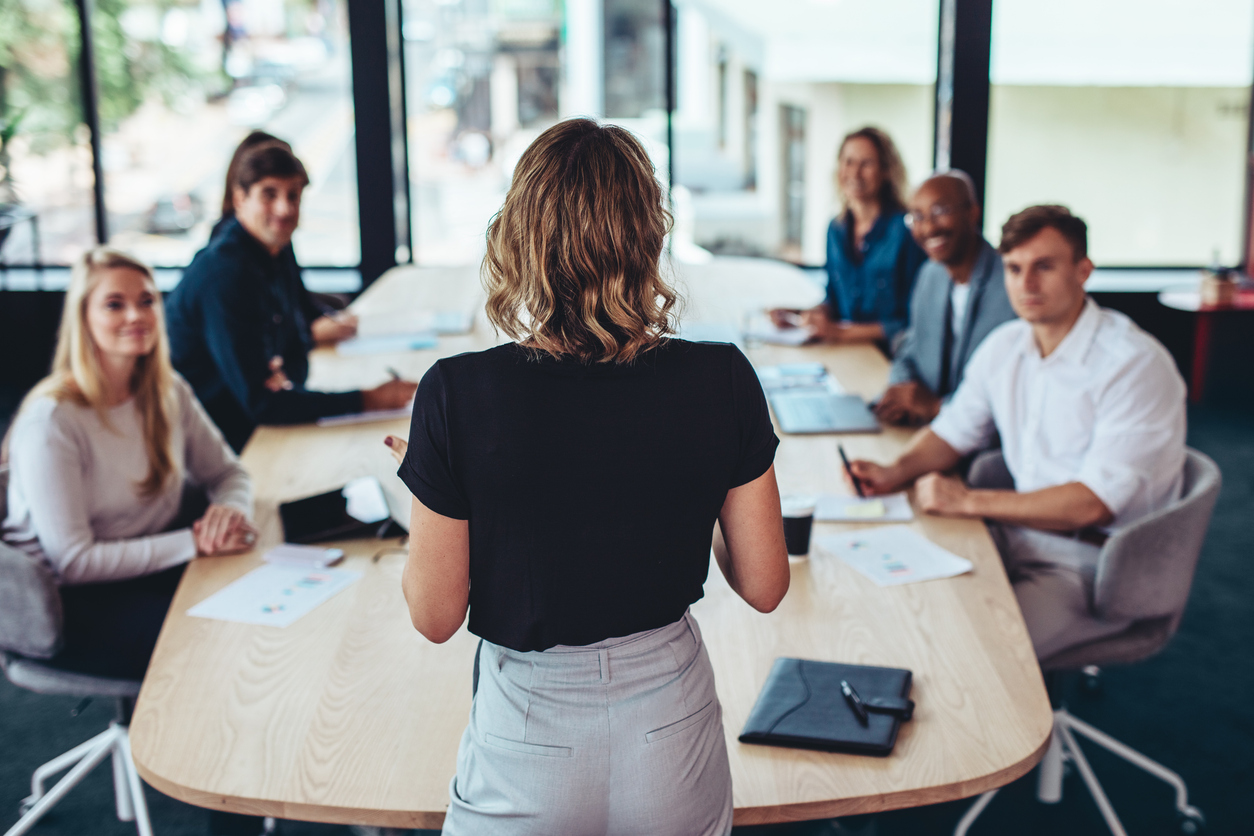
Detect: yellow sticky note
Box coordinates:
(842, 499, 886, 519)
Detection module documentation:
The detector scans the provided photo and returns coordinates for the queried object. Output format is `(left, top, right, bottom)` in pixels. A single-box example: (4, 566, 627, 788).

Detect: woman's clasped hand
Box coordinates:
(192, 504, 258, 556)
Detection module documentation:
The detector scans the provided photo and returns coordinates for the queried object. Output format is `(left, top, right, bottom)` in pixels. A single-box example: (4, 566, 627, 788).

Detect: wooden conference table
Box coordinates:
(130, 257, 1052, 828)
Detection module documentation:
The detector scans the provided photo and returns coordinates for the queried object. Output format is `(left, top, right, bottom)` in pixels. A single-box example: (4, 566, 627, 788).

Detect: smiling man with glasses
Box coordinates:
(875, 171, 1017, 427)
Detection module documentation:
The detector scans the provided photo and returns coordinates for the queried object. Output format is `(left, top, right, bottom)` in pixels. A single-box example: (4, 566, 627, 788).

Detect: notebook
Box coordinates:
(739, 658, 914, 756)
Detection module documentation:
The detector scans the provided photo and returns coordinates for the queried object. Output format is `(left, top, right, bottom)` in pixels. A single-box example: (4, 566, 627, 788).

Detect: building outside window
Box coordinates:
(0, 1, 95, 265)
(1, 0, 359, 270)
(985, 0, 1254, 266)
(402, 0, 665, 266)
(671, 0, 939, 265)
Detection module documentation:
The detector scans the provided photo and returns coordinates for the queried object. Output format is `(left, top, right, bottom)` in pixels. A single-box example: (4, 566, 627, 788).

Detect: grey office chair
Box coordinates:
(0, 466, 155, 836)
(953, 448, 1220, 836)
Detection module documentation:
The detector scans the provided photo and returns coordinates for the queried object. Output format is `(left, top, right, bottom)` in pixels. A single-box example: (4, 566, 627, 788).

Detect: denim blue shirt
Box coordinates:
(824, 210, 926, 344)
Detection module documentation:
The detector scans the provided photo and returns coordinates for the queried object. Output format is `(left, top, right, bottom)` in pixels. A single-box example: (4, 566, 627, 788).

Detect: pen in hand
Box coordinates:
(840, 679, 869, 726)
(386, 366, 402, 381)
(838, 444, 865, 498)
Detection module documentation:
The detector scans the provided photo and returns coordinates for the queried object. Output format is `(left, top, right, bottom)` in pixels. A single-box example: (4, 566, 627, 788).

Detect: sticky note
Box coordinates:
(842, 499, 886, 519)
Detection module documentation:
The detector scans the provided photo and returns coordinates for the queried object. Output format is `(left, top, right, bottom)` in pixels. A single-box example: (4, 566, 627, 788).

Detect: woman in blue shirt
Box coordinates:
(773, 127, 924, 349)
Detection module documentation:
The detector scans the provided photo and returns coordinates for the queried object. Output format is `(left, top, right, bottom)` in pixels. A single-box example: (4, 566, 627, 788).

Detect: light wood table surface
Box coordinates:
(130, 256, 1052, 829)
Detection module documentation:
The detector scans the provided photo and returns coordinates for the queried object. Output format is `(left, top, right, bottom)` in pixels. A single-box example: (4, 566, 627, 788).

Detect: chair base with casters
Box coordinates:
(954, 448, 1220, 836)
(955, 687, 1205, 836)
(1, 654, 153, 836)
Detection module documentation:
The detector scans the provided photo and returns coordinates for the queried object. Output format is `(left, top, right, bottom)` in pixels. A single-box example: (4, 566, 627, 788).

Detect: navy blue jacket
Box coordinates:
(824, 210, 926, 345)
(166, 219, 362, 451)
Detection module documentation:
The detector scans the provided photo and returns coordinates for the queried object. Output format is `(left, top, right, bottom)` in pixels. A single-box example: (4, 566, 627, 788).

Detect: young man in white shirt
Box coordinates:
(848, 205, 1187, 659)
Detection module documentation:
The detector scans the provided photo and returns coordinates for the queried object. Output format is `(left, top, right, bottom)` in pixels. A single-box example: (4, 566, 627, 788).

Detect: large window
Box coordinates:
(670, 0, 939, 264)
(99, 0, 359, 267)
(985, 0, 1254, 266)
(0, 1, 95, 264)
(1, 0, 358, 270)
(402, 0, 666, 266)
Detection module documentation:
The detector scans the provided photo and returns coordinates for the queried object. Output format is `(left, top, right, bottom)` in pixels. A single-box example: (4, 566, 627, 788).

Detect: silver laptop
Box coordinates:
(768, 389, 881, 434)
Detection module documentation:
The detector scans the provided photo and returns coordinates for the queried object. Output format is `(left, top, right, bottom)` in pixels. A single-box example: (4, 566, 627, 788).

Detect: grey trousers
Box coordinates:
(989, 523, 1133, 661)
(442, 610, 734, 836)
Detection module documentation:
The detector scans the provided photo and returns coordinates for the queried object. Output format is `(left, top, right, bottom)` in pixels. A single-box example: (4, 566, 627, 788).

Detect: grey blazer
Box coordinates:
(888, 240, 1016, 398)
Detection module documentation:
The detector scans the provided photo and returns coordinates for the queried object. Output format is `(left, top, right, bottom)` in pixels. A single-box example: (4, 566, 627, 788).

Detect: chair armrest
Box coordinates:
(1093, 449, 1221, 622)
(966, 449, 1014, 491)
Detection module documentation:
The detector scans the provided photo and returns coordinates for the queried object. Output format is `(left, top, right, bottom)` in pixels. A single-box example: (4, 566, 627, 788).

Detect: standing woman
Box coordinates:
(3, 247, 254, 681)
(772, 126, 925, 348)
(385, 119, 790, 835)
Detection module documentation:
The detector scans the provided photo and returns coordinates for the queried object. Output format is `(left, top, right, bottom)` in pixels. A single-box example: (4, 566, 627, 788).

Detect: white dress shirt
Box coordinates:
(950, 280, 972, 342)
(931, 298, 1186, 530)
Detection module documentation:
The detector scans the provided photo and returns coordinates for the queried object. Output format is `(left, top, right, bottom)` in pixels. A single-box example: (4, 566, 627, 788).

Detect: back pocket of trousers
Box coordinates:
(483, 733, 572, 758)
(645, 699, 715, 744)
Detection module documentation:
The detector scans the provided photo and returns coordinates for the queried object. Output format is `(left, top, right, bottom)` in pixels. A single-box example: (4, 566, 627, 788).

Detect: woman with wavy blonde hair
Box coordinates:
(2, 246, 254, 680)
(384, 118, 789, 835)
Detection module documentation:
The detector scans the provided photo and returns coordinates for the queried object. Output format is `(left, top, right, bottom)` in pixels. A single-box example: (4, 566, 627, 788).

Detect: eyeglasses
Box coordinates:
(904, 204, 963, 229)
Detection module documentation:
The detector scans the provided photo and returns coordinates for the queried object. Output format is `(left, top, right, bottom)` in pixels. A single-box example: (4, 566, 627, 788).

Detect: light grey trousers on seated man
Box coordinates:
(988, 523, 1134, 660)
(441, 610, 734, 836)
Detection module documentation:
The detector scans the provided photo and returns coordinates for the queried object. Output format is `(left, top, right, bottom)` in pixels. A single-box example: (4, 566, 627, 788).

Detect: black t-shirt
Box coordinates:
(398, 339, 778, 652)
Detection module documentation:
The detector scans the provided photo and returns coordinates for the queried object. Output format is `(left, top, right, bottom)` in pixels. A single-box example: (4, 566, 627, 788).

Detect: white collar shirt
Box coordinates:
(930, 298, 1187, 530)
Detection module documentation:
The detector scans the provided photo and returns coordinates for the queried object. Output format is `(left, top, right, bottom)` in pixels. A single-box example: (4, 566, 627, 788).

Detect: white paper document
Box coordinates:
(187, 565, 362, 628)
(816, 525, 973, 587)
(815, 492, 913, 522)
(357, 310, 475, 337)
(316, 406, 412, 427)
(744, 313, 811, 346)
(336, 333, 438, 356)
(263, 544, 345, 569)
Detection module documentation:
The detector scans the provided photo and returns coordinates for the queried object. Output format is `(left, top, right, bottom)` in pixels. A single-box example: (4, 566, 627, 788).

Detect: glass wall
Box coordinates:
(986, 0, 1254, 266)
(671, 0, 939, 265)
(402, 0, 666, 266)
(95, 0, 359, 268)
(0, 1, 96, 265)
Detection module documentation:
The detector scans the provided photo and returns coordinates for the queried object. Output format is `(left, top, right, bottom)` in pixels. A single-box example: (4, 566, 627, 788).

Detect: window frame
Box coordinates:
(4, 0, 1250, 276)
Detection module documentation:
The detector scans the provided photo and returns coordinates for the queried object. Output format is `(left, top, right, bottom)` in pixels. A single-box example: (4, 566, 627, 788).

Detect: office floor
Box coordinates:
(2, 399, 1251, 836)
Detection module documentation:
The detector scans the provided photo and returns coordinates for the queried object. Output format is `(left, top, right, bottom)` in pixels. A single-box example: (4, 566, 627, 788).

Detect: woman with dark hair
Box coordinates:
(772, 126, 925, 348)
(167, 140, 416, 451)
(384, 118, 790, 835)
(211, 131, 358, 345)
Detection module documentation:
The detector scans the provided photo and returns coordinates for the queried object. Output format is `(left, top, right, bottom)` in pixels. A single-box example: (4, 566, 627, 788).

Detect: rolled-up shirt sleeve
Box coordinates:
(398, 362, 470, 520)
(1075, 352, 1187, 522)
(727, 346, 779, 487)
(930, 340, 997, 456)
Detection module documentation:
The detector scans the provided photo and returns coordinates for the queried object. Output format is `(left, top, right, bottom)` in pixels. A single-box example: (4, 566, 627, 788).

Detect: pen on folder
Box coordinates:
(838, 444, 865, 498)
(840, 679, 869, 726)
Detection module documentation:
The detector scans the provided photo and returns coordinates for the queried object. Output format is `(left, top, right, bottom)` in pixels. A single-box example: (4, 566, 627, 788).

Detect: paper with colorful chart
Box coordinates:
(187, 565, 362, 628)
(816, 525, 973, 587)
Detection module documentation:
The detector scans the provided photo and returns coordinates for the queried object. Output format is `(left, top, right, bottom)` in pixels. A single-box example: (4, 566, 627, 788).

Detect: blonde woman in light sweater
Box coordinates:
(3, 247, 254, 680)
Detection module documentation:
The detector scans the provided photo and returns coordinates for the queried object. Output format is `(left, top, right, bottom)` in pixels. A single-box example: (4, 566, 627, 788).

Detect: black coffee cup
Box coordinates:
(781, 496, 816, 557)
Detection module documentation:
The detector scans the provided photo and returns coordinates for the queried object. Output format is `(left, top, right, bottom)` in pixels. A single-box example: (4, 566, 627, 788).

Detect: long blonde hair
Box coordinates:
(482, 118, 679, 364)
(19, 247, 178, 496)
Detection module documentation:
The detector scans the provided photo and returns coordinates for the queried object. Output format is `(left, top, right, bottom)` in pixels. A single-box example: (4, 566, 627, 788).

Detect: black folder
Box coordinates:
(738, 658, 914, 757)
